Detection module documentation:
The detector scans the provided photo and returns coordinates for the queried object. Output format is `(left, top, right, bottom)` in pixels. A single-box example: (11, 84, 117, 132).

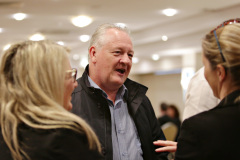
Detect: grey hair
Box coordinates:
(88, 23, 132, 51)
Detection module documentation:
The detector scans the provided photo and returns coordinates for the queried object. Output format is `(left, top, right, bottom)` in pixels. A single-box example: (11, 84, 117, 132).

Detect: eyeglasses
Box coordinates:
(66, 68, 77, 82)
(210, 18, 240, 62)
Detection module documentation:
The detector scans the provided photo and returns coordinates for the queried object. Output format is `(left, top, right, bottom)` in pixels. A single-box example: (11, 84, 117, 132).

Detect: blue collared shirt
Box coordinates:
(88, 76, 143, 160)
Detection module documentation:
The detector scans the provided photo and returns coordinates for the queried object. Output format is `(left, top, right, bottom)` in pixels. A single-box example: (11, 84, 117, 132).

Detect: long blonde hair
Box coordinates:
(0, 40, 101, 160)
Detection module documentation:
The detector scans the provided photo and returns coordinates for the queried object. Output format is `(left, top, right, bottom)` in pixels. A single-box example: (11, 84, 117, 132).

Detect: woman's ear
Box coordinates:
(216, 64, 226, 82)
(89, 46, 97, 64)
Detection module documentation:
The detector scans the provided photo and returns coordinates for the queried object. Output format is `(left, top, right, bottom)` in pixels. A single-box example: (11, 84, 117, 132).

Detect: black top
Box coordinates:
(175, 90, 240, 160)
(0, 124, 103, 160)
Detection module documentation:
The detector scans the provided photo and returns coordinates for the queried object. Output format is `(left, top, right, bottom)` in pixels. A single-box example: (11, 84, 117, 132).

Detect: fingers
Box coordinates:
(153, 140, 177, 147)
(155, 146, 177, 153)
(153, 140, 177, 153)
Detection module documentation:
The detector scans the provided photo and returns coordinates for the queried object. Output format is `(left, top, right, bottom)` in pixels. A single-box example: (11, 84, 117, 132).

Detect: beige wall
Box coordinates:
(129, 73, 185, 121)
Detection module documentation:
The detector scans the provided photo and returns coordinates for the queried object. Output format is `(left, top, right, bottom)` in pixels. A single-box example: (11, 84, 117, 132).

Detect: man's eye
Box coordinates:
(128, 54, 133, 58)
(114, 51, 121, 54)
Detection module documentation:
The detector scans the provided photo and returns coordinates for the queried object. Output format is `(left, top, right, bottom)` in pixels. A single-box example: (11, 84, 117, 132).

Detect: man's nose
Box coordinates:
(120, 54, 131, 64)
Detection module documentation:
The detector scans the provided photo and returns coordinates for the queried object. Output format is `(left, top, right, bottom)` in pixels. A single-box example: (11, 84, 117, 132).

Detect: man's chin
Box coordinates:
(113, 78, 126, 86)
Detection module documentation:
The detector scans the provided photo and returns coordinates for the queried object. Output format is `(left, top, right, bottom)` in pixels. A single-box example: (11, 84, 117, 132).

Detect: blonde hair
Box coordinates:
(0, 40, 101, 160)
(202, 22, 240, 101)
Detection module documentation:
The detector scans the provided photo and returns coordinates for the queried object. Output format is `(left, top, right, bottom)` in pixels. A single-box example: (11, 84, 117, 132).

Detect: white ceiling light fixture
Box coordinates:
(152, 54, 160, 61)
(13, 13, 27, 21)
(71, 15, 92, 28)
(79, 35, 90, 42)
(162, 35, 168, 41)
(0, 28, 3, 33)
(3, 44, 11, 51)
(29, 33, 45, 41)
(162, 8, 178, 17)
(132, 57, 139, 64)
(57, 41, 64, 46)
(115, 23, 126, 28)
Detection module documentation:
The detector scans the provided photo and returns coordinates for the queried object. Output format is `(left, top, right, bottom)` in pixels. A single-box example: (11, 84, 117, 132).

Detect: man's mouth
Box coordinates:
(116, 69, 126, 74)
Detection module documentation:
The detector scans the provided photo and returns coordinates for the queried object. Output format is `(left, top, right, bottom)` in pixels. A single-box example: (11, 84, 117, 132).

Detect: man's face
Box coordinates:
(90, 28, 134, 92)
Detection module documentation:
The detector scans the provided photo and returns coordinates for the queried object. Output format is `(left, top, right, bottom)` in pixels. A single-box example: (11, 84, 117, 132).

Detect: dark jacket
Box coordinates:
(175, 90, 240, 160)
(0, 124, 103, 160)
(71, 66, 168, 160)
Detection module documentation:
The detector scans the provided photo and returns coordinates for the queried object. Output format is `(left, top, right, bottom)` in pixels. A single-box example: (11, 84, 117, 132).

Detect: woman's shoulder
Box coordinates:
(181, 109, 216, 130)
(18, 124, 103, 160)
(18, 124, 89, 148)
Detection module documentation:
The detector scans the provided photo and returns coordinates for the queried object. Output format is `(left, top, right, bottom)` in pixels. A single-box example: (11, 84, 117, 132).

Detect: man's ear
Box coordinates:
(216, 64, 226, 82)
(89, 46, 97, 64)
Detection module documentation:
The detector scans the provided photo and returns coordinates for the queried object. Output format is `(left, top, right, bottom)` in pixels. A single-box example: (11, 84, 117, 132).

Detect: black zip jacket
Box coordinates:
(71, 66, 168, 160)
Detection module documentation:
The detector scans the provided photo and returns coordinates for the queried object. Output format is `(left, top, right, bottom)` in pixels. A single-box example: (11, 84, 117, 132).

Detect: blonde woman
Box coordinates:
(0, 40, 102, 160)
(154, 19, 240, 160)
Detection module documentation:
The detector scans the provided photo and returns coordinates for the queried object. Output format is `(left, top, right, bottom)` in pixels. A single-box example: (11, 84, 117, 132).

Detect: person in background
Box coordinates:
(154, 18, 240, 160)
(166, 104, 181, 141)
(0, 40, 102, 160)
(71, 23, 168, 160)
(157, 102, 171, 127)
(183, 67, 220, 121)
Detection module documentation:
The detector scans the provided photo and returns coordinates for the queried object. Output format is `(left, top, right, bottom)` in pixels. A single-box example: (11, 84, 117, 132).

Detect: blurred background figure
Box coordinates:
(158, 103, 181, 142)
(157, 102, 171, 127)
(0, 40, 102, 160)
(166, 104, 181, 142)
(183, 67, 220, 121)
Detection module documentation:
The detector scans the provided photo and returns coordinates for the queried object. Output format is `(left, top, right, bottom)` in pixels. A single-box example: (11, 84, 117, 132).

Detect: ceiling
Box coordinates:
(1, 0, 240, 74)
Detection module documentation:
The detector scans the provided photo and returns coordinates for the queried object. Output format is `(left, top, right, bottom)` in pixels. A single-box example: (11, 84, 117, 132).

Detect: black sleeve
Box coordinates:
(175, 119, 201, 160)
(143, 96, 169, 160)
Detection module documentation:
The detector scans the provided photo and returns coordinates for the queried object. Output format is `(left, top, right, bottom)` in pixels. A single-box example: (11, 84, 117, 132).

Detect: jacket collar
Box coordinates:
(216, 89, 240, 108)
(79, 65, 148, 114)
(74, 65, 96, 95)
(124, 78, 148, 115)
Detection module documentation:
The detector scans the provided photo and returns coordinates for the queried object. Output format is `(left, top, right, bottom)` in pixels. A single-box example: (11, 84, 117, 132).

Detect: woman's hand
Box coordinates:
(153, 140, 177, 152)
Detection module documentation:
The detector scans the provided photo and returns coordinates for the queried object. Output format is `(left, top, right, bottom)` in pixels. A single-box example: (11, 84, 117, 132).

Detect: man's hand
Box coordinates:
(153, 140, 177, 152)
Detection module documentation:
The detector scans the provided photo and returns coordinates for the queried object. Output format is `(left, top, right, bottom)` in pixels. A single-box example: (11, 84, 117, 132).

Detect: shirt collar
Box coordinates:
(87, 75, 128, 99)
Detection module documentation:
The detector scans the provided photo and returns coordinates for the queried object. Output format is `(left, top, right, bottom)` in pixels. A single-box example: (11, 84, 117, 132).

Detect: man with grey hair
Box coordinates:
(71, 23, 168, 160)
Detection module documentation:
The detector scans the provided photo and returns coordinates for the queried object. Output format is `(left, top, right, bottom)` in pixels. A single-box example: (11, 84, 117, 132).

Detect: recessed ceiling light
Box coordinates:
(132, 57, 139, 64)
(162, 35, 168, 41)
(29, 33, 45, 41)
(152, 54, 160, 61)
(79, 35, 90, 42)
(71, 16, 92, 28)
(13, 13, 27, 21)
(57, 41, 64, 46)
(3, 44, 11, 51)
(115, 23, 126, 28)
(0, 28, 3, 33)
(162, 8, 178, 17)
